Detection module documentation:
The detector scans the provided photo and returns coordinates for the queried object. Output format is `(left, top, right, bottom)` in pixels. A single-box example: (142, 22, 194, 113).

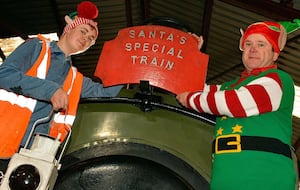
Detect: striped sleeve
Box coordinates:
(186, 73, 283, 117)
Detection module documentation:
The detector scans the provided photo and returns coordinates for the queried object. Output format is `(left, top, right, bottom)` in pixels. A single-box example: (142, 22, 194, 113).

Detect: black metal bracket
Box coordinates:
(134, 80, 162, 112)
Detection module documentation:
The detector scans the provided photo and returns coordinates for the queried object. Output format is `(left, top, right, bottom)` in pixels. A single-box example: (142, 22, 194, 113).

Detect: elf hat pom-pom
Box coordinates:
(63, 1, 99, 36)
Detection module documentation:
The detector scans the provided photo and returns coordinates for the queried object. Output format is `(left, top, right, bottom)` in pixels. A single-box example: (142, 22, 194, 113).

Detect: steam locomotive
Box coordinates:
(54, 82, 215, 190)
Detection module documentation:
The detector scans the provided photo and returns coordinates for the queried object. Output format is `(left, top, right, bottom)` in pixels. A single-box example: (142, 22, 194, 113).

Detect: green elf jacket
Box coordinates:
(186, 67, 296, 190)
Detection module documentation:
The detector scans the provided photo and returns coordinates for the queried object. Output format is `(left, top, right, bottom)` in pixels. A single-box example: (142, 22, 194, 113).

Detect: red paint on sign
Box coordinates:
(94, 25, 209, 94)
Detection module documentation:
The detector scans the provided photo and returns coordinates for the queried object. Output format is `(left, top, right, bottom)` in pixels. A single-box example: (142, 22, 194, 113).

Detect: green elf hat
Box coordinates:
(279, 19, 300, 34)
(240, 21, 286, 53)
(240, 19, 300, 54)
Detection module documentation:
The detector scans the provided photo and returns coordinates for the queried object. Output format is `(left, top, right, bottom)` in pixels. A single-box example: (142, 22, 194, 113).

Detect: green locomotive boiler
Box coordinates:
(54, 81, 215, 190)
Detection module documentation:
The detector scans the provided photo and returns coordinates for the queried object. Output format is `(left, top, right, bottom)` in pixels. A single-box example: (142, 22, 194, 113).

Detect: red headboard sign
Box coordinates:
(94, 25, 209, 94)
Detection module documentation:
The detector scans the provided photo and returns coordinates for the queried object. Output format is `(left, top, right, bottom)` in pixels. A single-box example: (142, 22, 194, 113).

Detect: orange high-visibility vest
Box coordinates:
(49, 67, 83, 142)
(0, 34, 83, 158)
(0, 34, 51, 158)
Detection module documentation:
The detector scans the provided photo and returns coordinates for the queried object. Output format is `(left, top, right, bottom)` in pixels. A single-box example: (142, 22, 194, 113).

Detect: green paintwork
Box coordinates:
(64, 88, 214, 182)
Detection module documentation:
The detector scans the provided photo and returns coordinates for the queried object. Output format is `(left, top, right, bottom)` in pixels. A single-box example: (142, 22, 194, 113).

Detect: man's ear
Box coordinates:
(273, 52, 279, 61)
(64, 15, 73, 25)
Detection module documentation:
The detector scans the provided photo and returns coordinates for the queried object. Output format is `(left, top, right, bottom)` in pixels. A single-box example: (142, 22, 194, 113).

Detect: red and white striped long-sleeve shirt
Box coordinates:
(186, 71, 283, 118)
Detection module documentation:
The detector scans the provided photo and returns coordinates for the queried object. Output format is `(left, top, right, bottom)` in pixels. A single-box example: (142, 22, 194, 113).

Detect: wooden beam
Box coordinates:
(201, 0, 215, 51)
(140, 0, 151, 21)
(125, 0, 133, 27)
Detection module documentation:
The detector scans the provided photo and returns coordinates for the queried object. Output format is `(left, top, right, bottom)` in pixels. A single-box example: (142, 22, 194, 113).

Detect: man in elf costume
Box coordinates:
(177, 19, 300, 190)
(0, 1, 122, 172)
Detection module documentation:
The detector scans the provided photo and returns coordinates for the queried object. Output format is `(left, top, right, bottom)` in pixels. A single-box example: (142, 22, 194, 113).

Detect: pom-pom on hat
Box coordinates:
(63, 1, 99, 37)
(239, 21, 287, 54)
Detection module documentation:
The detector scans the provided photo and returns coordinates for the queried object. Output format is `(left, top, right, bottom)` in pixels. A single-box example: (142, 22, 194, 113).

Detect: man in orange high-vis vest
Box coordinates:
(0, 1, 123, 172)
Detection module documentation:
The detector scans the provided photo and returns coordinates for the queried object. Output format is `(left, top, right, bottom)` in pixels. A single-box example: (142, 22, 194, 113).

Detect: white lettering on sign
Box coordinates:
(125, 28, 191, 71)
(131, 55, 174, 70)
(125, 43, 183, 59)
(128, 29, 187, 44)
(131, 55, 175, 70)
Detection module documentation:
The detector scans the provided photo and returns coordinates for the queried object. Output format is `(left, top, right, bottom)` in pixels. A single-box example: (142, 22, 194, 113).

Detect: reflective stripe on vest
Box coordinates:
(53, 67, 79, 126)
(53, 113, 76, 126)
(0, 34, 51, 110)
(49, 66, 83, 142)
(0, 89, 36, 112)
(0, 34, 51, 158)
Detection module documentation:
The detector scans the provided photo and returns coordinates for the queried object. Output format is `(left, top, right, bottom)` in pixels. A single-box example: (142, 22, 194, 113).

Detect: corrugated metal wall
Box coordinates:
(149, 0, 205, 34)
(1, 0, 299, 157)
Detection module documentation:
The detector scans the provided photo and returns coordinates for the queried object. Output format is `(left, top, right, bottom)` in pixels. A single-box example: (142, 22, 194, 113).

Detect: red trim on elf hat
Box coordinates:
(239, 21, 287, 53)
(63, 1, 99, 37)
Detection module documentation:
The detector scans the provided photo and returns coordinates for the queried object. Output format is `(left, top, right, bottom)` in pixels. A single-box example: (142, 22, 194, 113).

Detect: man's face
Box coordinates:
(66, 24, 97, 55)
(242, 33, 279, 72)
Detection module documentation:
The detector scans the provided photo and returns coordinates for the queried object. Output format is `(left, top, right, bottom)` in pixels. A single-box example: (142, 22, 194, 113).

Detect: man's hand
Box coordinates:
(50, 88, 68, 111)
(176, 92, 189, 107)
(189, 33, 204, 50)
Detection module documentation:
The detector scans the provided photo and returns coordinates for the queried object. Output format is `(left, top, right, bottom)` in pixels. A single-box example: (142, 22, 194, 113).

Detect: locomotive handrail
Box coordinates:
(80, 97, 216, 126)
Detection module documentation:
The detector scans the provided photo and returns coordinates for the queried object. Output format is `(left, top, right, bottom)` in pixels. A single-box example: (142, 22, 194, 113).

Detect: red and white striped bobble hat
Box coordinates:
(63, 1, 99, 37)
